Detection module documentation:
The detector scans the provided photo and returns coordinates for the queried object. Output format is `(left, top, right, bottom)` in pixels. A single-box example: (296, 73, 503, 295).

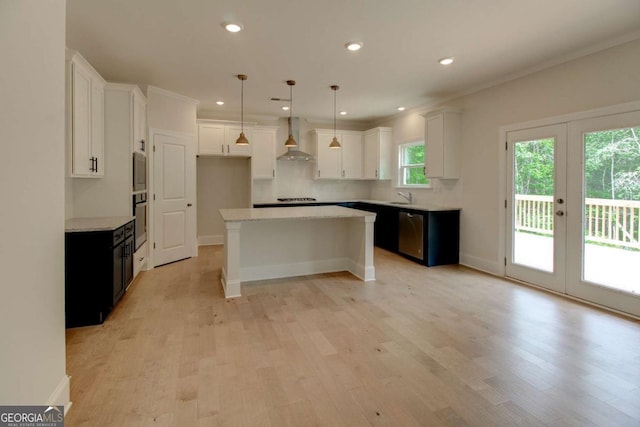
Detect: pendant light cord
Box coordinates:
(333, 88, 337, 137)
(241, 78, 244, 133)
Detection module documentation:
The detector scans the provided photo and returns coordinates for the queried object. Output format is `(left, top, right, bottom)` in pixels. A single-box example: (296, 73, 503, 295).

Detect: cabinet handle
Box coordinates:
(141, 140, 145, 152)
(375, 169, 378, 178)
(342, 170, 345, 178)
(95, 157, 98, 173)
(227, 144, 230, 153)
(272, 169, 275, 178)
(221, 144, 224, 154)
(317, 170, 320, 178)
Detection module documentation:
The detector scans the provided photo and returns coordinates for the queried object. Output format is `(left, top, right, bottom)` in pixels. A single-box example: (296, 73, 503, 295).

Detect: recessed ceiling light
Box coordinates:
(282, 106, 290, 111)
(222, 22, 243, 33)
(216, 101, 224, 106)
(339, 111, 347, 116)
(438, 57, 454, 65)
(345, 41, 363, 52)
(397, 106, 406, 111)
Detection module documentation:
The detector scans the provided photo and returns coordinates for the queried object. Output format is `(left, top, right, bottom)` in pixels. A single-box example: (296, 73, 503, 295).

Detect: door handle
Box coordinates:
(187, 203, 193, 207)
(556, 198, 564, 204)
(556, 210, 565, 216)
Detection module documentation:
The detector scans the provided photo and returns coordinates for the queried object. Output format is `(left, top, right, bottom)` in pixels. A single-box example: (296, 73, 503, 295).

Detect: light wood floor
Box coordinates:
(65, 246, 640, 426)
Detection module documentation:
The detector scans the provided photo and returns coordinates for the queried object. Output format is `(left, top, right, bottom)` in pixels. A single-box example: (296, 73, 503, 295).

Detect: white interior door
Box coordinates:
(153, 132, 196, 266)
(566, 111, 640, 316)
(506, 124, 567, 293)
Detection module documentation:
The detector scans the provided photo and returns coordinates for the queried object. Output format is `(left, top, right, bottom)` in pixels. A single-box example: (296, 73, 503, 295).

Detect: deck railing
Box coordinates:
(515, 195, 640, 249)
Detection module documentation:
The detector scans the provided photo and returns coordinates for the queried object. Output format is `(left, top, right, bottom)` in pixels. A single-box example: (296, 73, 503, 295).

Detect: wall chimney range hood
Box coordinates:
(277, 117, 314, 161)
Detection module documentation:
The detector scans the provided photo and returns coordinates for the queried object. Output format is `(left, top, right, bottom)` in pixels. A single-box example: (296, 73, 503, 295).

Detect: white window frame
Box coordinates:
(397, 140, 430, 188)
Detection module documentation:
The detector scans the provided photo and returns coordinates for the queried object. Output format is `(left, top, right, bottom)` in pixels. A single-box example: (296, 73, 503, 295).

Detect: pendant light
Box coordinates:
(235, 74, 249, 145)
(284, 80, 297, 147)
(329, 85, 341, 149)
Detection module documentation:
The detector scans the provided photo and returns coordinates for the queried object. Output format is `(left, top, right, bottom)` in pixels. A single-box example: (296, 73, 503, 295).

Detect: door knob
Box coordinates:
(187, 203, 193, 207)
(555, 210, 564, 216)
(556, 198, 564, 204)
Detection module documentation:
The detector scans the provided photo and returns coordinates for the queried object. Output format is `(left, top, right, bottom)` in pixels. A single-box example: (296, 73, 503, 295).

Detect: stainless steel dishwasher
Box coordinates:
(398, 211, 424, 260)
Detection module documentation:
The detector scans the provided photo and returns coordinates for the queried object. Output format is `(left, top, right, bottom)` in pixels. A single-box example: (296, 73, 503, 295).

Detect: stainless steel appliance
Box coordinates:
(133, 193, 147, 250)
(399, 211, 424, 260)
(133, 152, 146, 191)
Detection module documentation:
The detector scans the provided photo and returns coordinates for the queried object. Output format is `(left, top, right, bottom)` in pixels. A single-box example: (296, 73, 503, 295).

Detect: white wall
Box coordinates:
(146, 86, 198, 135)
(197, 157, 251, 244)
(0, 0, 69, 408)
(373, 39, 640, 274)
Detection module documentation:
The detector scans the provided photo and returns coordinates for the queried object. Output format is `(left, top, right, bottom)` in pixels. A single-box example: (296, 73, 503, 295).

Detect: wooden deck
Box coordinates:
(65, 246, 640, 426)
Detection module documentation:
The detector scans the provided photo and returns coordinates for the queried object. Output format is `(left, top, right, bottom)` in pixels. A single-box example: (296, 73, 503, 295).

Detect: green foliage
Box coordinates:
(514, 138, 554, 195)
(584, 127, 640, 200)
(406, 166, 428, 185)
(404, 144, 425, 164)
(514, 127, 640, 201)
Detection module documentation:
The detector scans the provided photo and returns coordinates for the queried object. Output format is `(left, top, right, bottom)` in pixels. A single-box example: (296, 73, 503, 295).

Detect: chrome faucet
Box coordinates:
(397, 191, 412, 204)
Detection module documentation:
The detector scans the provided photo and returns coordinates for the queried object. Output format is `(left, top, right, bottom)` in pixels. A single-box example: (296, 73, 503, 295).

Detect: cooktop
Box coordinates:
(277, 197, 317, 202)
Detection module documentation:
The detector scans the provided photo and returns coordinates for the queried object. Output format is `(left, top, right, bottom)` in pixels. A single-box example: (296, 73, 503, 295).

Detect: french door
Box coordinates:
(506, 124, 567, 293)
(506, 111, 640, 317)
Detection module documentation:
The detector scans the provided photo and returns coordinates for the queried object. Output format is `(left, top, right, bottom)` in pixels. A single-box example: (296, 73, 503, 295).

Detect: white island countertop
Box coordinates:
(219, 205, 376, 222)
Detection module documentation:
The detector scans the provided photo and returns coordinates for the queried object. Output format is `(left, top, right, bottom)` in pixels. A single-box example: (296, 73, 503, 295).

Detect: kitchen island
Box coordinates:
(219, 205, 376, 298)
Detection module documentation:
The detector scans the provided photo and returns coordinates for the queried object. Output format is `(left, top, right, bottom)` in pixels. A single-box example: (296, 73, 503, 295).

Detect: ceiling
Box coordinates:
(66, 0, 640, 124)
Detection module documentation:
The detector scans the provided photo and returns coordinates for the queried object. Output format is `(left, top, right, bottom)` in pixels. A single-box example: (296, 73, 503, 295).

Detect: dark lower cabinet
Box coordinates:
(353, 202, 459, 266)
(65, 220, 134, 328)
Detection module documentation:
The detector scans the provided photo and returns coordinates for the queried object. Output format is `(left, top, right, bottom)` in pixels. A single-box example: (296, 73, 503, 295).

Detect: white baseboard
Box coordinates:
(198, 235, 223, 246)
(346, 259, 376, 281)
(459, 252, 501, 276)
(48, 374, 71, 414)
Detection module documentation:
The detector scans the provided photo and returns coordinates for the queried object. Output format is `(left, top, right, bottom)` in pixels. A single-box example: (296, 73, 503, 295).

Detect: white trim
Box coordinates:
(240, 258, 361, 282)
(198, 235, 224, 246)
(48, 374, 71, 414)
(146, 85, 200, 105)
(459, 252, 501, 276)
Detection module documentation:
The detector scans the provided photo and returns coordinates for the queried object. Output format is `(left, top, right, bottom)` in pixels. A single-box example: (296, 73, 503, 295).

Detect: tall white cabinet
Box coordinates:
(363, 127, 392, 179)
(251, 126, 278, 179)
(66, 49, 106, 177)
(423, 110, 461, 179)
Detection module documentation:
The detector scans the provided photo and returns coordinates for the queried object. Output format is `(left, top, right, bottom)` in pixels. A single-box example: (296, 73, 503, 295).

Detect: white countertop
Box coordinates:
(252, 199, 461, 212)
(220, 205, 376, 222)
(65, 216, 135, 232)
(357, 200, 461, 211)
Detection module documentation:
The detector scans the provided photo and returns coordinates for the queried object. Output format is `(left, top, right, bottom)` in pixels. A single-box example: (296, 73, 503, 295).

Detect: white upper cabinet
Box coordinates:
(314, 130, 342, 179)
(66, 49, 106, 177)
(251, 126, 277, 179)
(423, 110, 461, 179)
(341, 132, 363, 179)
(363, 127, 392, 180)
(197, 120, 253, 157)
(224, 125, 253, 157)
(314, 127, 393, 180)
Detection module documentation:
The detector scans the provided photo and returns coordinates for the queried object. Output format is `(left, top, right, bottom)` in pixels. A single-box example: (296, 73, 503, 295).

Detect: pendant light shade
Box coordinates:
(284, 80, 298, 147)
(329, 85, 341, 149)
(235, 74, 249, 145)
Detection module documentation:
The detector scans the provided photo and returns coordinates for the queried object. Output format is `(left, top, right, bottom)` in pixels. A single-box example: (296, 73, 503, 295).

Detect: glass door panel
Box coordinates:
(582, 127, 640, 293)
(506, 124, 566, 293)
(567, 111, 640, 317)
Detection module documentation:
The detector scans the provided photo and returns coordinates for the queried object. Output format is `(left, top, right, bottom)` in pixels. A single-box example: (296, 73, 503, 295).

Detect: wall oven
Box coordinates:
(133, 193, 147, 251)
(133, 152, 146, 192)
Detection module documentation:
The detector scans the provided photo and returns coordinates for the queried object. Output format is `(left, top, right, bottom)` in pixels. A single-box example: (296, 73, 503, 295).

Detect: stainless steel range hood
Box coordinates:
(277, 117, 314, 161)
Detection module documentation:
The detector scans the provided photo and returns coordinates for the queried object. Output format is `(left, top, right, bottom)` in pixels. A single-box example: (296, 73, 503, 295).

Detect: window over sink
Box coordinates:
(398, 141, 430, 187)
